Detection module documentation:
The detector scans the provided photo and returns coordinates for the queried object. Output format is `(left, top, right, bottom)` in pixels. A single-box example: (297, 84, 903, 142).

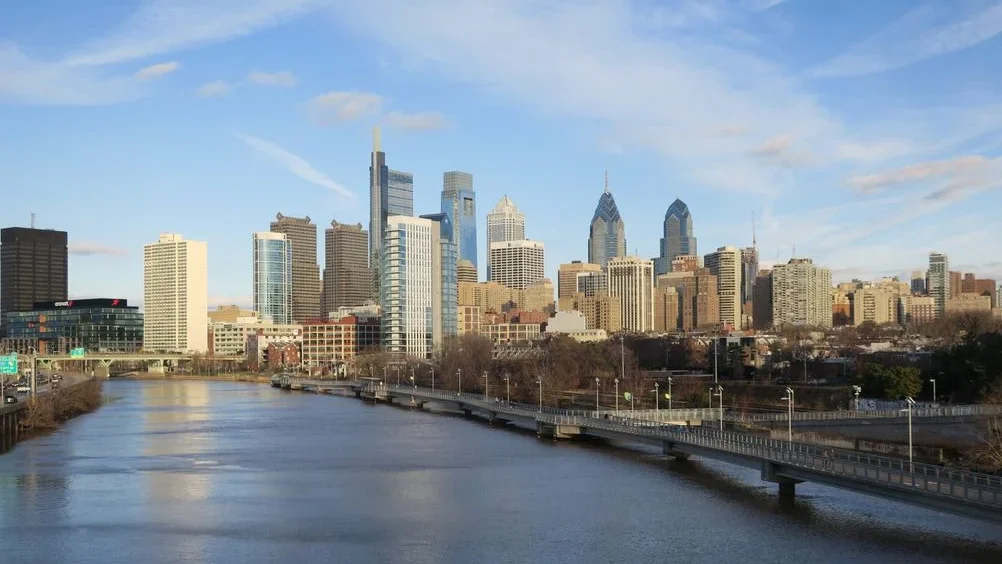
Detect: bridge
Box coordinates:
(278, 376, 1002, 524)
(14, 352, 245, 376)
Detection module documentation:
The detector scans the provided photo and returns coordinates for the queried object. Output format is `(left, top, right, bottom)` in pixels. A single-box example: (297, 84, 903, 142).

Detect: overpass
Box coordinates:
(281, 377, 1002, 524)
(16, 353, 245, 376)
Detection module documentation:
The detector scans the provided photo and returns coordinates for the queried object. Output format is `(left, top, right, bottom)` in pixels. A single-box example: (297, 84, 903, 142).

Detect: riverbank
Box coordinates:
(119, 372, 271, 384)
(19, 379, 103, 435)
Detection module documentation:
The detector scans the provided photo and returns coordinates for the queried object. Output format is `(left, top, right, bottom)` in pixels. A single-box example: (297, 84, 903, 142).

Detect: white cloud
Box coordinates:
(0, 44, 145, 105)
(135, 61, 180, 79)
(306, 91, 384, 124)
(812, 2, 1002, 77)
(384, 110, 448, 131)
(846, 156, 992, 192)
(233, 132, 356, 199)
(196, 80, 233, 97)
(69, 243, 129, 256)
(248, 69, 297, 86)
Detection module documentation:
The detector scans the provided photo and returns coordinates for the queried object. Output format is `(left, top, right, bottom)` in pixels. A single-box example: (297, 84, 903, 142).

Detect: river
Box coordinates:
(2, 380, 1001, 564)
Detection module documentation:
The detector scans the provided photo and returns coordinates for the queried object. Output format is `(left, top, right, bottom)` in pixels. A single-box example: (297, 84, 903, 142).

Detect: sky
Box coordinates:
(2, 0, 1002, 310)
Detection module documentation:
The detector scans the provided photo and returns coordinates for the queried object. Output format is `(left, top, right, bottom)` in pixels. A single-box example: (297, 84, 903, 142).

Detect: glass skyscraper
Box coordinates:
(369, 127, 414, 301)
(441, 171, 477, 277)
(656, 198, 697, 276)
(253, 232, 293, 324)
(587, 174, 626, 268)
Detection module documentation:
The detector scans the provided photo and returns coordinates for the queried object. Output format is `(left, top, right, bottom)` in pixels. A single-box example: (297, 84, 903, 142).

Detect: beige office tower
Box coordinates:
(523, 279, 555, 313)
(486, 195, 525, 280)
(489, 240, 544, 290)
(270, 213, 321, 322)
(323, 221, 371, 316)
(457, 260, 478, 283)
(771, 257, 833, 328)
(558, 261, 602, 300)
(606, 256, 654, 332)
(704, 246, 742, 330)
(143, 233, 208, 353)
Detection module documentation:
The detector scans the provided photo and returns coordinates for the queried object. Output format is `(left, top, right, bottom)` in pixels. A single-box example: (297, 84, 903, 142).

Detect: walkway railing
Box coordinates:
(735, 404, 1002, 423)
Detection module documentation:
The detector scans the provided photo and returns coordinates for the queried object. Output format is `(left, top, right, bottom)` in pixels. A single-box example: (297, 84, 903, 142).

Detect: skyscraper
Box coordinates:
(771, 258, 832, 328)
(381, 215, 455, 358)
(368, 127, 414, 294)
(323, 221, 371, 315)
(606, 256, 655, 333)
(420, 212, 458, 341)
(441, 171, 477, 277)
(705, 246, 742, 330)
(143, 233, 208, 352)
(587, 172, 627, 268)
(486, 195, 525, 280)
(0, 226, 68, 335)
(910, 270, 926, 295)
(558, 261, 602, 300)
(741, 246, 758, 306)
(489, 240, 545, 290)
(655, 199, 697, 276)
(270, 214, 321, 322)
(928, 252, 950, 317)
(252, 232, 292, 324)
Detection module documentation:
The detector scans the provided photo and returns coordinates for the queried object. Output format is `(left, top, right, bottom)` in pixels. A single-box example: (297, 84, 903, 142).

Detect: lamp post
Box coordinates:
(715, 385, 723, 431)
(28, 346, 37, 398)
(396, 366, 401, 387)
(536, 377, 542, 412)
(614, 378, 620, 414)
(929, 377, 937, 403)
(505, 373, 511, 404)
(851, 385, 861, 410)
(383, 366, 387, 388)
(713, 339, 718, 384)
(595, 377, 600, 412)
(620, 336, 625, 386)
(431, 367, 435, 391)
(781, 387, 794, 444)
(667, 376, 673, 415)
(653, 382, 660, 421)
(457, 369, 462, 395)
(708, 386, 712, 409)
(484, 371, 489, 401)
(904, 396, 916, 472)
(410, 374, 416, 390)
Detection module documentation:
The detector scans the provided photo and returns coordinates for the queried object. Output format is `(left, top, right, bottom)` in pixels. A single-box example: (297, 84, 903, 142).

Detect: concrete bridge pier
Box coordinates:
(462, 408, 472, 417)
(1, 409, 21, 453)
(761, 461, 803, 500)
(662, 440, 691, 461)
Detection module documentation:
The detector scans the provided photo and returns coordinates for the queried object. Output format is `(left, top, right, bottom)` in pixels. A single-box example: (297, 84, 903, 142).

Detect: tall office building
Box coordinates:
(368, 127, 414, 292)
(270, 214, 321, 322)
(606, 256, 655, 333)
(486, 195, 525, 280)
(489, 240, 545, 290)
(928, 253, 950, 317)
(910, 270, 927, 295)
(587, 172, 627, 268)
(557, 261, 603, 300)
(655, 198, 697, 276)
(441, 171, 477, 277)
(0, 226, 68, 335)
(420, 213, 458, 341)
(752, 269, 773, 329)
(705, 246, 743, 330)
(741, 247, 758, 306)
(252, 232, 292, 324)
(771, 258, 832, 328)
(323, 221, 371, 315)
(381, 215, 454, 358)
(143, 233, 208, 352)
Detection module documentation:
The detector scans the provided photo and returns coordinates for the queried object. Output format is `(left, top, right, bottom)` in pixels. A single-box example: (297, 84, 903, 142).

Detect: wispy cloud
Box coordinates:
(812, 2, 1002, 77)
(135, 61, 180, 79)
(384, 110, 448, 131)
(306, 91, 384, 124)
(196, 80, 233, 97)
(248, 70, 297, 87)
(69, 243, 129, 256)
(233, 132, 356, 199)
(846, 156, 992, 193)
(0, 44, 144, 105)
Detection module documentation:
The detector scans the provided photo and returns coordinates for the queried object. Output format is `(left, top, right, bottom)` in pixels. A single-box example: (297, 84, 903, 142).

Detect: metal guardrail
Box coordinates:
(736, 404, 1002, 423)
(370, 382, 1002, 509)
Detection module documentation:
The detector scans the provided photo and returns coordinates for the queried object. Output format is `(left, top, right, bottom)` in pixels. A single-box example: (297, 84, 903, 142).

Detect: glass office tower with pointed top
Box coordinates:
(587, 172, 627, 268)
(368, 126, 414, 301)
(655, 198, 698, 276)
(486, 195, 525, 280)
(441, 171, 477, 278)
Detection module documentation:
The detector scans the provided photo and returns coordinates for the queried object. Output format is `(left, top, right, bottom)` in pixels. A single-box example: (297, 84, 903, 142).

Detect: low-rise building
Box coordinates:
(480, 323, 542, 344)
(246, 326, 303, 371)
(546, 310, 607, 342)
(457, 305, 482, 335)
(210, 320, 301, 357)
(3, 298, 143, 353)
(300, 315, 381, 369)
(946, 292, 992, 314)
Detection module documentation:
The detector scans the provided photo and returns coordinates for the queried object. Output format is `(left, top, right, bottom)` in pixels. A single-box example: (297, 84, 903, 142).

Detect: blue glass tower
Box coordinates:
(587, 172, 626, 268)
(252, 232, 293, 324)
(655, 198, 697, 276)
(441, 171, 477, 277)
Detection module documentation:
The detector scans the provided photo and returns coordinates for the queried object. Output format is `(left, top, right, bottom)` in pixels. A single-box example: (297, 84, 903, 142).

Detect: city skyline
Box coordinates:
(3, 1, 1002, 307)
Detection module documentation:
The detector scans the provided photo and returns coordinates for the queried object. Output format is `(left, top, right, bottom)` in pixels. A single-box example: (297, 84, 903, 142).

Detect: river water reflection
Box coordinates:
(1, 380, 1001, 564)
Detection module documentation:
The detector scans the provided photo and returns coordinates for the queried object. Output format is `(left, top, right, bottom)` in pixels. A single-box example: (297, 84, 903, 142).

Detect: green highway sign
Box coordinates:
(70, 347, 86, 359)
(0, 354, 17, 375)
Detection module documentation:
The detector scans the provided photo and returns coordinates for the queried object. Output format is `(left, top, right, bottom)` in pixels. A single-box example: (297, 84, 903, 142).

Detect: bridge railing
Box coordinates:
(735, 404, 1002, 423)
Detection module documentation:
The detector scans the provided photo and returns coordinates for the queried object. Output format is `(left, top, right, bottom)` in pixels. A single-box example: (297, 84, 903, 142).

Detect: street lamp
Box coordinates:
(713, 338, 718, 384)
(457, 368, 462, 395)
(396, 366, 401, 387)
(383, 366, 388, 386)
(904, 396, 916, 472)
(614, 378, 620, 414)
(431, 367, 435, 391)
(714, 385, 723, 431)
(504, 373, 511, 404)
(929, 377, 937, 403)
(28, 346, 37, 397)
(595, 377, 600, 413)
(667, 376, 673, 415)
(410, 374, 416, 390)
(484, 371, 489, 401)
(781, 387, 795, 444)
(620, 336, 625, 385)
(653, 382, 660, 421)
(851, 385, 862, 410)
(536, 377, 543, 412)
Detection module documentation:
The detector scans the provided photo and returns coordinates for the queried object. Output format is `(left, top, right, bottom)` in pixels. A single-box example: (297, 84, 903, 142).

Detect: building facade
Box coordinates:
(704, 246, 742, 330)
(143, 233, 208, 352)
(485, 195, 525, 280)
(928, 253, 950, 317)
(209, 320, 301, 357)
(4, 298, 142, 353)
(323, 221, 371, 315)
(489, 240, 545, 290)
(270, 214, 321, 322)
(606, 256, 654, 333)
(771, 258, 833, 328)
(587, 175, 627, 268)
(368, 127, 415, 286)
(441, 171, 477, 277)
(655, 199, 697, 276)
(741, 246, 758, 313)
(301, 315, 381, 369)
(1, 227, 68, 335)
(557, 261, 602, 300)
(752, 269, 773, 329)
(252, 232, 293, 324)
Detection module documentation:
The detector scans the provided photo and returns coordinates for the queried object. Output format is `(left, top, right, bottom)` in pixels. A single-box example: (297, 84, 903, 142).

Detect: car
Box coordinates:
(4, 395, 17, 404)
(51, 374, 62, 382)
(16, 384, 30, 393)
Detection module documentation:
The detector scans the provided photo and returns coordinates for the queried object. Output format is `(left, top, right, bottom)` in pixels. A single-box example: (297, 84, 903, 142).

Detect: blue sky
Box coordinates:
(2, 0, 1002, 309)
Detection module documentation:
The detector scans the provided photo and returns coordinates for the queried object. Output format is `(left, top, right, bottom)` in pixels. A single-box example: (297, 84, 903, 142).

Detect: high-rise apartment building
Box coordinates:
(561, 293, 622, 334)
(741, 246, 758, 308)
(380, 215, 455, 358)
(252, 232, 292, 324)
(771, 258, 833, 328)
(655, 199, 697, 276)
(523, 279, 555, 313)
(270, 213, 321, 322)
(851, 287, 897, 326)
(486, 195, 525, 280)
(0, 226, 68, 335)
(704, 246, 742, 330)
(671, 255, 700, 273)
(368, 127, 414, 294)
(323, 221, 371, 315)
(558, 261, 602, 300)
(910, 270, 926, 294)
(419, 212, 458, 341)
(606, 256, 654, 333)
(441, 171, 477, 277)
(489, 240, 544, 290)
(752, 269, 773, 329)
(661, 269, 719, 331)
(143, 233, 208, 352)
(653, 286, 680, 333)
(587, 173, 627, 268)
(928, 253, 950, 317)
(949, 271, 962, 299)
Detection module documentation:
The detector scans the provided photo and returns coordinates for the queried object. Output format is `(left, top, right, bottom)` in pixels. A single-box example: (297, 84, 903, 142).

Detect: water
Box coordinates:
(2, 380, 1001, 564)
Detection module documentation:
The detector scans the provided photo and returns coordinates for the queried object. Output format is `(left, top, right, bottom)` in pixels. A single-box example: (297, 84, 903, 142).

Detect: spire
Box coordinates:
(604, 170, 609, 194)
(373, 125, 381, 152)
(752, 213, 757, 248)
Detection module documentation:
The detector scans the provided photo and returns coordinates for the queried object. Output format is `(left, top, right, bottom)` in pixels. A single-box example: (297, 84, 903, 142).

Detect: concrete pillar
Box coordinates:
(778, 481, 796, 499)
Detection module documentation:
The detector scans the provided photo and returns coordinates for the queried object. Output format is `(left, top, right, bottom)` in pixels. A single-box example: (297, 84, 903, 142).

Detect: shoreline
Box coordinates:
(117, 372, 271, 384)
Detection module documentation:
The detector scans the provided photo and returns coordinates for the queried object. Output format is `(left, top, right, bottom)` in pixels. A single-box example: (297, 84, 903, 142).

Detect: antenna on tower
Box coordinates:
(373, 126, 381, 152)
(751, 213, 757, 248)
(30, 213, 36, 229)
(604, 170, 609, 194)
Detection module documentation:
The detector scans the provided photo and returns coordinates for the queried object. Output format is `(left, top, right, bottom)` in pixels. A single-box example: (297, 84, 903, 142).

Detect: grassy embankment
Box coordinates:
(20, 379, 104, 433)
